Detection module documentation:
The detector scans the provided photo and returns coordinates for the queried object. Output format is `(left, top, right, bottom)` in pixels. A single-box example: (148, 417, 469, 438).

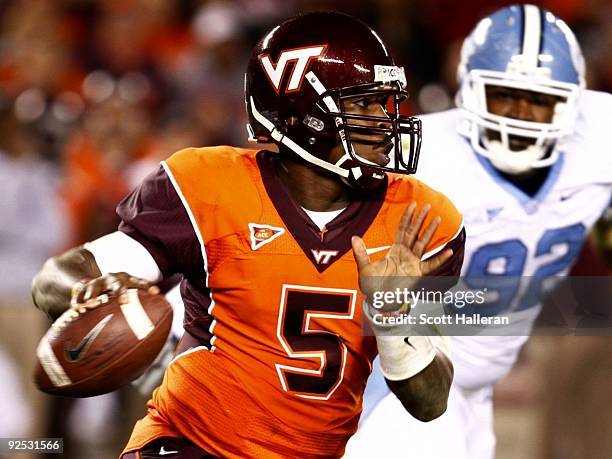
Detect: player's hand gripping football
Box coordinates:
(71, 272, 159, 309)
(351, 202, 453, 306)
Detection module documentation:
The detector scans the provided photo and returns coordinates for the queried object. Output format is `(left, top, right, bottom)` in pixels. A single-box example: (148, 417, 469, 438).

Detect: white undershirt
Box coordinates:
(302, 207, 346, 231)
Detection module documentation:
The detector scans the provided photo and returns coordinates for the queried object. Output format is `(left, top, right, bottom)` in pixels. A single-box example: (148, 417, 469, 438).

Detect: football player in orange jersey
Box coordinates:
(32, 12, 465, 459)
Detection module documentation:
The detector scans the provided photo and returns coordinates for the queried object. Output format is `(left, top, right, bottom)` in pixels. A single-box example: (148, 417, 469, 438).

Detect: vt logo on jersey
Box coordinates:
(311, 249, 339, 265)
(259, 45, 327, 94)
(249, 223, 285, 250)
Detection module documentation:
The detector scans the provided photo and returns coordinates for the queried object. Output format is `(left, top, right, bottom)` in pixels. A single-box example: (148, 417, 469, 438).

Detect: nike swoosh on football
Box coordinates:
(65, 314, 113, 362)
(159, 446, 179, 456)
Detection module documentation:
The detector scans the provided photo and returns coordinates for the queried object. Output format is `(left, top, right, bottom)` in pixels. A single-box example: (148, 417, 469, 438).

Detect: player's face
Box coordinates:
(485, 85, 561, 151)
(328, 94, 394, 167)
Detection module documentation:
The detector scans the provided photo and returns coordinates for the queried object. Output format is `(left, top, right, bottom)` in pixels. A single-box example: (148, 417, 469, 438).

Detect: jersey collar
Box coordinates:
(256, 150, 387, 272)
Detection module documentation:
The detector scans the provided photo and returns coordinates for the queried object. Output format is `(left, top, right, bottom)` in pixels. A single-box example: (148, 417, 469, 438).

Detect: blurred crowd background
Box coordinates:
(0, 0, 610, 458)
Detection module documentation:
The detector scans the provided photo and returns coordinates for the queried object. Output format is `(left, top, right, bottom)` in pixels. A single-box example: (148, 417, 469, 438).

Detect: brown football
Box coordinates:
(34, 288, 173, 397)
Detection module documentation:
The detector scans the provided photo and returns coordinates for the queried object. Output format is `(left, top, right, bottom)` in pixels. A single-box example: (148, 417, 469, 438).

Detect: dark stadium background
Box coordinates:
(0, 0, 609, 458)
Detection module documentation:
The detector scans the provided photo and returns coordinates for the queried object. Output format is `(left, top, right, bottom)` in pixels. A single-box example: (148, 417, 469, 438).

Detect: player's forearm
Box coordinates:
(31, 246, 101, 319)
(386, 352, 453, 422)
(364, 297, 454, 421)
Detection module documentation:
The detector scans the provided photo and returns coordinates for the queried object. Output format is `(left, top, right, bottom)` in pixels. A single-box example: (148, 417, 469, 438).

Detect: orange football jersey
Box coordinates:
(120, 147, 464, 458)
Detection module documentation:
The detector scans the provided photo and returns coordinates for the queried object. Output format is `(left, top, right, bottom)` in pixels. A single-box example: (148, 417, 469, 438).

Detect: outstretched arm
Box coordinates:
(352, 202, 455, 421)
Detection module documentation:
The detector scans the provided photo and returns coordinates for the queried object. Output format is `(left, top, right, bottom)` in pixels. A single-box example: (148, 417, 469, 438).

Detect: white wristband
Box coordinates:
(376, 334, 437, 381)
(363, 299, 451, 381)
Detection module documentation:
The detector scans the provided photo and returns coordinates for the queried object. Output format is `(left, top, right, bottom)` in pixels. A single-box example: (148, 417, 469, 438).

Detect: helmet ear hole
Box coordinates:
(286, 115, 300, 127)
(282, 109, 302, 132)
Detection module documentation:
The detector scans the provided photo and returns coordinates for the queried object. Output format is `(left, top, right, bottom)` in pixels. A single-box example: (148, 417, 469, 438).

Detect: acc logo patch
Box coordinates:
(248, 223, 285, 250)
(259, 45, 327, 94)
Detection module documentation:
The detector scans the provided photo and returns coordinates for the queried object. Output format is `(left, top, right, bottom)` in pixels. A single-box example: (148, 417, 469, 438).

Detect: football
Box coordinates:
(33, 288, 173, 397)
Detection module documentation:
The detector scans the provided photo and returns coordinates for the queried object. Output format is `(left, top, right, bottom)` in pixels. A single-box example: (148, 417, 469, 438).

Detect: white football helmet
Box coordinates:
(456, 4, 585, 174)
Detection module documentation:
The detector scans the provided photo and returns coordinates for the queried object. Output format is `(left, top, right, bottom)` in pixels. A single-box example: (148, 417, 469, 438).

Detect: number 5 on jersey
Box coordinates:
(276, 285, 357, 400)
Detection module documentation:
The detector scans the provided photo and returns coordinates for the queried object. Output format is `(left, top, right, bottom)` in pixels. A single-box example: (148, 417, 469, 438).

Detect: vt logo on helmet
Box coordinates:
(456, 4, 585, 174)
(260, 45, 327, 94)
(245, 11, 422, 188)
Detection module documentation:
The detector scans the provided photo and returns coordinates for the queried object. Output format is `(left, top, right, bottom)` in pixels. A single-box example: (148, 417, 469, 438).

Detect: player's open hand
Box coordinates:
(71, 272, 159, 307)
(351, 202, 453, 299)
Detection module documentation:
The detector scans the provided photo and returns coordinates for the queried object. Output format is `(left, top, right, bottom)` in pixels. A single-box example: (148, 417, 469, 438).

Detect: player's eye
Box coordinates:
(352, 96, 388, 110)
(491, 89, 514, 100)
(530, 94, 558, 106)
(353, 97, 373, 108)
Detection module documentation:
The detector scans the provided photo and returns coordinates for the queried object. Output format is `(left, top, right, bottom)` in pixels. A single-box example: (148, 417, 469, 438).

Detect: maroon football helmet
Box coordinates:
(245, 11, 422, 187)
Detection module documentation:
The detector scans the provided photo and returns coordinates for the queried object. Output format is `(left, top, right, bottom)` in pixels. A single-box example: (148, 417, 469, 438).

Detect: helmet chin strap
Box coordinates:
(251, 72, 382, 187)
(334, 151, 386, 189)
(249, 73, 390, 187)
(305, 70, 388, 187)
(249, 96, 350, 178)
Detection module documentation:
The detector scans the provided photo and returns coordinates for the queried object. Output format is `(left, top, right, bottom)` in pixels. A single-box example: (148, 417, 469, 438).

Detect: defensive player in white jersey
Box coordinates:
(344, 4, 612, 459)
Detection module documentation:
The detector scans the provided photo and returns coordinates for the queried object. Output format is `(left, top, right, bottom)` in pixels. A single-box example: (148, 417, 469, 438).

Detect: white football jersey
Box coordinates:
(344, 91, 612, 459)
(412, 89, 612, 388)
